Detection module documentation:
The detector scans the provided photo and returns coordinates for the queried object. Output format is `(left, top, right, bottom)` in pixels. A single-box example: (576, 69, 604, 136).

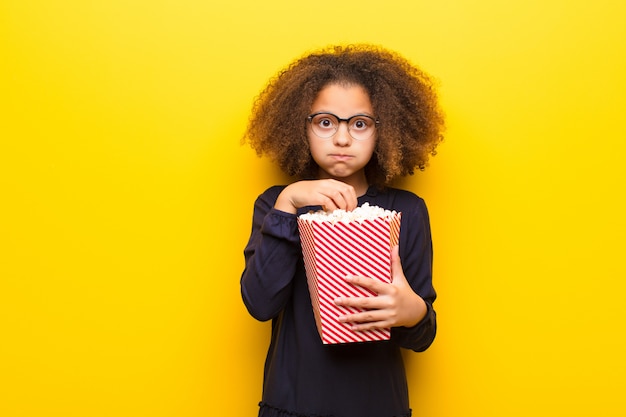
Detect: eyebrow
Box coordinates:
(309, 111, 376, 119)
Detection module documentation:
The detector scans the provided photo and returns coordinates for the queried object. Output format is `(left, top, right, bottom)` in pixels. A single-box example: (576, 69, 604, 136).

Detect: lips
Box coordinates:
(329, 154, 353, 161)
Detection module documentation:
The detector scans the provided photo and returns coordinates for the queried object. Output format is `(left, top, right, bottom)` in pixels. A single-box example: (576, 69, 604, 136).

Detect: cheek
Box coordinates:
(307, 136, 322, 160)
(364, 140, 377, 158)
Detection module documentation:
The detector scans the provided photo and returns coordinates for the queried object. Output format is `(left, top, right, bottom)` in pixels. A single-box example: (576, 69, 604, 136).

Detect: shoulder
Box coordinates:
(259, 185, 287, 199)
(376, 186, 427, 214)
(254, 185, 287, 203)
(383, 186, 423, 202)
(380, 188, 433, 250)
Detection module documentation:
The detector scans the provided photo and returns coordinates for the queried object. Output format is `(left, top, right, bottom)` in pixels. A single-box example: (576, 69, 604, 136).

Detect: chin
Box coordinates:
(328, 171, 353, 179)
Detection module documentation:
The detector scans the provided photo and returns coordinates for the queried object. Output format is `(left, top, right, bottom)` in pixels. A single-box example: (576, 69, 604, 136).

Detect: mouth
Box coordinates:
(329, 154, 353, 161)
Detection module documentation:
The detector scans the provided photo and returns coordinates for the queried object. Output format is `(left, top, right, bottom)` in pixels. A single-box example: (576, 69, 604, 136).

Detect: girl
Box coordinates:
(241, 44, 444, 417)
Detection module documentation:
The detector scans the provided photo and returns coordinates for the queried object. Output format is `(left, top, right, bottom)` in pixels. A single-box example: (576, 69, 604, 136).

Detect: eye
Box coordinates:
(351, 117, 372, 131)
(312, 114, 337, 130)
(319, 118, 334, 128)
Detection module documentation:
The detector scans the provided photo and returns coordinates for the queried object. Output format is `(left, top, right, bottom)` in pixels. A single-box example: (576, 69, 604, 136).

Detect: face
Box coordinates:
(307, 83, 377, 188)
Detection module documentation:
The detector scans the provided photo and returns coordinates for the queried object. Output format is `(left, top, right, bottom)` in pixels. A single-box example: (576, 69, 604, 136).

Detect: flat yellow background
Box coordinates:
(1, 1, 625, 416)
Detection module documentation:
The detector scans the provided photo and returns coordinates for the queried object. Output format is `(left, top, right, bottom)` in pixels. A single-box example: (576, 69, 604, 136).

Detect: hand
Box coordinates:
(274, 179, 358, 214)
(334, 246, 427, 331)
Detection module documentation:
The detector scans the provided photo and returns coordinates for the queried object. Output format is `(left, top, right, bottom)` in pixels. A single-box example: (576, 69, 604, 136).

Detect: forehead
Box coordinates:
(311, 83, 373, 116)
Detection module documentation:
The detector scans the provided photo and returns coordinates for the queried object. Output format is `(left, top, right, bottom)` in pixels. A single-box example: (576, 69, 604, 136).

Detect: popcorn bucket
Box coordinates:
(297, 204, 401, 344)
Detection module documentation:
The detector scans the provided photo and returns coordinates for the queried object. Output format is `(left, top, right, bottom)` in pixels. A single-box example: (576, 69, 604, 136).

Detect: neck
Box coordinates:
(318, 171, 369, 197)
(352, 180, 370, 197)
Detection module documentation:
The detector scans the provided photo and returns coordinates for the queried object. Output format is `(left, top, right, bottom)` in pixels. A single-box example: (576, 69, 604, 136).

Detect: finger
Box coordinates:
(323, 191, 348, 211)
(343, 275, 388, 294)
(324, 187, 353, 211)
(338, 311, 393, 332)
(347, 320, 392, 332)
(318, 193, 341, 212)
(345, 184, 358, 210)
(324, 180, 357, 211)
(342, 184, 358, 211)
(334, 293, 387, 310)
(337, 309, 387, 325)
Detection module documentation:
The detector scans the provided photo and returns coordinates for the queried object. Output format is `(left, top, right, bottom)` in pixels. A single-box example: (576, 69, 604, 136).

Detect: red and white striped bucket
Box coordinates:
(298, 210, 401, 344)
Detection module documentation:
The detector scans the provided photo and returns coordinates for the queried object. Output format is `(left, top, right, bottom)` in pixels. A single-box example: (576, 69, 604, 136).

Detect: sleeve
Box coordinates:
(391, 197, 437, 352)
(240, 187, 302, 322)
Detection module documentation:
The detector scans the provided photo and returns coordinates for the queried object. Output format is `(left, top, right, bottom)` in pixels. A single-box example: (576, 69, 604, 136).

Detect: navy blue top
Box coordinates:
(241, 185, 437, 417)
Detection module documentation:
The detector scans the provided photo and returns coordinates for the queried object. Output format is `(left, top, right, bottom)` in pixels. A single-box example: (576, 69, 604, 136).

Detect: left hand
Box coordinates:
(334, 245, 427, 331)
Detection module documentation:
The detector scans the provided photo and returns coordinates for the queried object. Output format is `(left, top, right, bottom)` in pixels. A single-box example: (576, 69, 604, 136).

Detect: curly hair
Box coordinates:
(242, 44, 445, 187)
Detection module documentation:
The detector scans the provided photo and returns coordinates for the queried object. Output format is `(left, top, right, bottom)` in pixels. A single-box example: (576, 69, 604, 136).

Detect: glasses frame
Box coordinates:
(306, 112, 379, 141)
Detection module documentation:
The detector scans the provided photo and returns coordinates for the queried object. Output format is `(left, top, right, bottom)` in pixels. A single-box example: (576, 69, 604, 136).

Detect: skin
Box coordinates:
(274, 83, 427, 330)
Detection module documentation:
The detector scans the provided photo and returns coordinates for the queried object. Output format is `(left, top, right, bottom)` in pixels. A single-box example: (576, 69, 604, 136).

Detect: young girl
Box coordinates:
(241, 44, 444, 417)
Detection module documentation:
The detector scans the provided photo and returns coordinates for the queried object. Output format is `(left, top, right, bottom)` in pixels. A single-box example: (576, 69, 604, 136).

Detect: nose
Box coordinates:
(332, 122, 352, 146)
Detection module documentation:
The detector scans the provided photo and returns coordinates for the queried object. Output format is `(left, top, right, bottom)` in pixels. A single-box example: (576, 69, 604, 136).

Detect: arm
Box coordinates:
(391, 197, 437, 351)
(334, 198, 437, 351)
(240, 187, 302, 321)
(241, 180, 360, 321)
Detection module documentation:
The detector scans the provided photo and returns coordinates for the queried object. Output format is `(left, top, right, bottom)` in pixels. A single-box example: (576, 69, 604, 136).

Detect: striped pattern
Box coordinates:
(298, 213, 402, 344)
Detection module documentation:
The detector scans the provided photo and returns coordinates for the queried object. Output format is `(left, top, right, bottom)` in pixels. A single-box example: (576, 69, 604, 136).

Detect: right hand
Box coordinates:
(274, 179, 358, 214)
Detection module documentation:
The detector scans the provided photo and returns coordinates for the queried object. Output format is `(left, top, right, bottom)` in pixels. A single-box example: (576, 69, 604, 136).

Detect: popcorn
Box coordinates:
(299, 203, 399, 224)
(297, 203, 402, 344)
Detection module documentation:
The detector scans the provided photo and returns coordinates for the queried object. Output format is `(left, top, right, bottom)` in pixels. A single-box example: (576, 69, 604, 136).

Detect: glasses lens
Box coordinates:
(310, 114, 338, 138)
(348, 116, 376, 141)
(308, 113, 377, 140)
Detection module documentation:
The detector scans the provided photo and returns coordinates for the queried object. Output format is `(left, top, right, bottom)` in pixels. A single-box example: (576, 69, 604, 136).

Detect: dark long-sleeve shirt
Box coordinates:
(241, 185, 437, 417)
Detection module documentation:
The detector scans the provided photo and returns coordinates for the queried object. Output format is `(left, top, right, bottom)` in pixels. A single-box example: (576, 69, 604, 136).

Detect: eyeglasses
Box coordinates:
(306, 112, 379, 141)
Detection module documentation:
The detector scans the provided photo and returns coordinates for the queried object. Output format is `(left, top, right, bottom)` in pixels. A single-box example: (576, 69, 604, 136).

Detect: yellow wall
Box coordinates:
(1, 1, 625, 416)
